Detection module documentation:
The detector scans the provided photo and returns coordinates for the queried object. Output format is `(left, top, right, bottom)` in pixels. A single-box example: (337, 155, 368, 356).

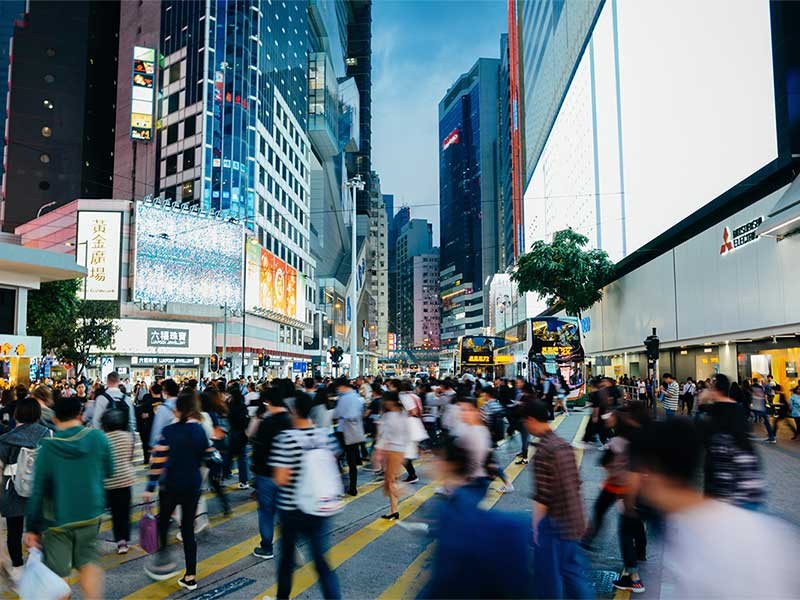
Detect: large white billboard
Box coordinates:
(523, 0, 778, 263)
(76, 211, 122, 301)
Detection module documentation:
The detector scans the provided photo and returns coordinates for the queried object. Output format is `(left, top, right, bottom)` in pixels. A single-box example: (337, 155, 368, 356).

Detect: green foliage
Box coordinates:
(27, 279, 119, 374)
(512, 228, 615, 316)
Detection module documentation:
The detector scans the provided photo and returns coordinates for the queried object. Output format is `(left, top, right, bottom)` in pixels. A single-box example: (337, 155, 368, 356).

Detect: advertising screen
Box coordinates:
(245, 241, 306, 321)
(131, 46, 156, 141)
(133, 202, 242, 307)
(523, 0, 778, 263)
(459, 336, 505, 366)
(76, 211, 122, 301)
(529, 317, 584, 395)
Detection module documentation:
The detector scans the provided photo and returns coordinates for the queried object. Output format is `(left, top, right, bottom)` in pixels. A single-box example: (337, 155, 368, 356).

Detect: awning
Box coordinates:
(757, 173, 800, 238)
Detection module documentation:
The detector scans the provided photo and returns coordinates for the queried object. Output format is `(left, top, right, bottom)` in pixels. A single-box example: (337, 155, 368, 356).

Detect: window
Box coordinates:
(184, 116, 196, 137)
(42, 99, 53, 110)
(167, 123, 178, 144)
(45, 48, 56, 57)
(44, 74, 55, 84)
(40, 126, 52, 138)
(168, 93, 179, 113)
(39, 153, 50, 164)
(169, 62, 181, 84)
(38, 181, 50, 191)
(166, 154, 178, 176)
(0, 288, 15, 335)
(182, 180, 194, 199)
(182, 149, 195, 170)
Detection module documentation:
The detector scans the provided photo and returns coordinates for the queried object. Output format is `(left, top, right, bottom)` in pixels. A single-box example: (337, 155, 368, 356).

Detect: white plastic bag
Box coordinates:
(17, 548, 70, 600)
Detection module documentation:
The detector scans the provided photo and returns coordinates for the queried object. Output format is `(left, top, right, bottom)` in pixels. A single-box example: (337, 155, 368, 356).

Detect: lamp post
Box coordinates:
(37, 201, 57, 219)
(241, 231, 258, 377)
(345, 175, 365, 377)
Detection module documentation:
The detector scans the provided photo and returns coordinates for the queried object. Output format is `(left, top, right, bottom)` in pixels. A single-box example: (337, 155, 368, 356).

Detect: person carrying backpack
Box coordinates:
(92, 372, 136, 432)
(224, 383, 251, 489)
(0, 398, 50, 580)
(269, 391, 342, 600)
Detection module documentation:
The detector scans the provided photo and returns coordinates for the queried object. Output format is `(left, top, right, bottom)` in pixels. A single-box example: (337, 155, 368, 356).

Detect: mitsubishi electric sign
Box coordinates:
(720, 216, 763, 255)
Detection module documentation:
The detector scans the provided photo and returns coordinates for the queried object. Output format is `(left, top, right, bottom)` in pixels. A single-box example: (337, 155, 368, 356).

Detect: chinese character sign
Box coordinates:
(147, 328, 190, 348)
(76, 211, 122, 300)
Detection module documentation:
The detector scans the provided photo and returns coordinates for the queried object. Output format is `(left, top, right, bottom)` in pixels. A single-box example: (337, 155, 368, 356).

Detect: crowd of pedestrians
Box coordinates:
(0, 367, 795, 598)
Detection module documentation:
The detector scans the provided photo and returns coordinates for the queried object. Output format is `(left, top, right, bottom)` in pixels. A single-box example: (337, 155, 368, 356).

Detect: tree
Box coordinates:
(27, 279, 119, 376)
(512, 228, 615, 319)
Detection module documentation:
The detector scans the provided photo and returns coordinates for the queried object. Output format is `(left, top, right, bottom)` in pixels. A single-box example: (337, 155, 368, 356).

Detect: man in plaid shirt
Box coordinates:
(525, 400, 593, 599)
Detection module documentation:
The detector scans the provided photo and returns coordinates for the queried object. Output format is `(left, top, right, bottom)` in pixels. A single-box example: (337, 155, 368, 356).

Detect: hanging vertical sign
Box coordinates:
(76, 211, 122, 301)
(131, 46, 156, 141)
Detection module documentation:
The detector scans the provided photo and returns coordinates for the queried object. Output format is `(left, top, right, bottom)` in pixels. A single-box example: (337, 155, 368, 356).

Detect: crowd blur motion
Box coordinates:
(0, 368, 796, 599)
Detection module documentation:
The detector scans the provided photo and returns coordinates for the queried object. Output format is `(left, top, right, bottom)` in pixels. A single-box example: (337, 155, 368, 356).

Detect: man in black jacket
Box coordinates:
(251, 388, 292, 560)
(135, 382, 161, 464)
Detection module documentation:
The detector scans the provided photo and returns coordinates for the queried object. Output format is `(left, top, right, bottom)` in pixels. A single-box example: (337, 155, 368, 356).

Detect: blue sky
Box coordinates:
(371, 0, 508, 242)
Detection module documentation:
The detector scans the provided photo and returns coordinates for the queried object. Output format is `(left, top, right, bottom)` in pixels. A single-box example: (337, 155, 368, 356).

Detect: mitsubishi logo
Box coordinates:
(719, 227, 734, 255)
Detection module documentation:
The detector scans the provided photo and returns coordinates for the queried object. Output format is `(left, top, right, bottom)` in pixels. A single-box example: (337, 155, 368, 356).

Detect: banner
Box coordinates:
(246, 242, 304, 321)
(76, 211, 122, 301)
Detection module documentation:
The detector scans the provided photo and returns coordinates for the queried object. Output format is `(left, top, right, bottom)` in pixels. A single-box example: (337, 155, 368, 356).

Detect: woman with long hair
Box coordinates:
(224, 383, 250, 489)
(201, 388, 231, 515)
(144, 389, 218, 590)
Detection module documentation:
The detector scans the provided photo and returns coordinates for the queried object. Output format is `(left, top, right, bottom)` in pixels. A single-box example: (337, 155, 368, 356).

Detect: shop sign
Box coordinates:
(786, 362, 797, 377)
(292, 361, 307, 372)
(133, 356, 198, 366)
(147, 327, 189, 348)
(720, 216, 763, 255)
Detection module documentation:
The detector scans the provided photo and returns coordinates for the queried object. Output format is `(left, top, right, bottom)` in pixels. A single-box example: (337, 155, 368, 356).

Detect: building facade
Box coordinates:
(411, 251, 440, 349)
(388, 204, 409, 341)
(438, 58, 500, 348)
(397, 219, 433, 350)
(1, 0, 120, 232)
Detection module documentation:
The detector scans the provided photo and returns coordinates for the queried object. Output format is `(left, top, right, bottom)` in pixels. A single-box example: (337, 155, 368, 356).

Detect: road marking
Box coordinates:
(378, 415, 572, 599)
(573, 415, 590, 467)
(251, 481, 440, 600)
(122, 480, 383, 600)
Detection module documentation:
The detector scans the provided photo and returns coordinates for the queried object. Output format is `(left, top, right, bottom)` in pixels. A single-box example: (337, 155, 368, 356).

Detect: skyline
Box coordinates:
(371, 0, 508, 242)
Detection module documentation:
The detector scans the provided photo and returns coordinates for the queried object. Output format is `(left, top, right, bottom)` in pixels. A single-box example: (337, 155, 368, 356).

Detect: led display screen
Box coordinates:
(131, 46, 156, 141)
(523, 0, 778, 262)
(133, 202, 242, 307)
(245, 241, 306, 322)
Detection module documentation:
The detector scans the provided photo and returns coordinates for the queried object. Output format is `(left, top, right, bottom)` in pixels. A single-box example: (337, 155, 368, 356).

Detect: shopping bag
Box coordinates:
(17, 548, 70, 600)
(139, 502, 159, 554)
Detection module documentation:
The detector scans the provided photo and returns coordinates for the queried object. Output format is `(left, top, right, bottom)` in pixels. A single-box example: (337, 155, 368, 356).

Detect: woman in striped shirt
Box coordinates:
(102, 411, 136, 555)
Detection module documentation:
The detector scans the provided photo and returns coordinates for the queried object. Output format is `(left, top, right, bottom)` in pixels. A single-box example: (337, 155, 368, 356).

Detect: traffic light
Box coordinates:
(260, 352, 270, 367)
(644, 329, 660, 361)
(209, 353, 219, 372)
(328, 346, 344, 365)
(256, 351, 263, 367)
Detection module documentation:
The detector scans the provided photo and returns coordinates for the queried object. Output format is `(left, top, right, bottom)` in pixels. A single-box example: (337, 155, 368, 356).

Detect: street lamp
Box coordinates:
(37, 201, 57, 219)
(345, 175, 365, 377)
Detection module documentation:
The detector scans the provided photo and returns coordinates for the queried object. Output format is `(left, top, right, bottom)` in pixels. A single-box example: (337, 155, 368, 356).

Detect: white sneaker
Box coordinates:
(572, 441, 588, 450)
(495, 483, 515, 494)
(117, 541, 129, 554)
(10, 566, 22, 583)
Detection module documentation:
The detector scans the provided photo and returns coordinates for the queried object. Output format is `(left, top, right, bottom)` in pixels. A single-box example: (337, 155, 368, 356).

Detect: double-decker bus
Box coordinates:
(455, 335, 507, 378)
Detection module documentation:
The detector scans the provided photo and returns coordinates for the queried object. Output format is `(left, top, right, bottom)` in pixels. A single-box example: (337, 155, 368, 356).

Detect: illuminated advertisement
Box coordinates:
(76, 211, 122, 301)
(529, 318, 585, 393)
(131, 46, 156, 141)
(133, 202, 242, 307)
(441, 128, 460, 151)
(245, 242, 306, 321)
(460, 336, 505, 366)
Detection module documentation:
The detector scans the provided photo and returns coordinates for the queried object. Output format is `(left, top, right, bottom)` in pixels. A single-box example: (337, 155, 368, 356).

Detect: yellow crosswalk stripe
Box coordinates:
(378, 414, 576, 599)
(573, 415, 590, 467)
(121, 480, 383, 600)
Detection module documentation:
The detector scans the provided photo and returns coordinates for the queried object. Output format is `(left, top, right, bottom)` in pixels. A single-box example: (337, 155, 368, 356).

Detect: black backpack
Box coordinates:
(99, 391, 130, 431)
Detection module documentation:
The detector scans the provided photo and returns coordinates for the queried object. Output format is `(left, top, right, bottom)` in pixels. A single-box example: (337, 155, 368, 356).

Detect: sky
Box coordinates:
(371, 0, 508, 243)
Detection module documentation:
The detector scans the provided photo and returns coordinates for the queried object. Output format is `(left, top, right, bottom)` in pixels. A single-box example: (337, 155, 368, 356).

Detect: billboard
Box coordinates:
(529, 318, 584, 393)
(76, 211, 122, 301)
(459, 336, 505, 366)
(523, 0, 778, 263)
(133, 202, 242, 307)
(245, 241, 306, 322)
(131, 46, 156, 141)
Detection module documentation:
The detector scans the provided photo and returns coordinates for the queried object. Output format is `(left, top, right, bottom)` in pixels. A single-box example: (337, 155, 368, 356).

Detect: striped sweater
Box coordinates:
(104, 430, 136, 490)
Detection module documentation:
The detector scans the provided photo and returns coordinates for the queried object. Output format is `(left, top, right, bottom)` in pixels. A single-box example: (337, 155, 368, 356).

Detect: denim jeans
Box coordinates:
(254, 475, 279, 551)
(664, 408, 676, 418)
(277, 510, 340, 600)
(753, 410, 774, 439)
(224, 432, 249, 484)
(534, 517, 594, 599)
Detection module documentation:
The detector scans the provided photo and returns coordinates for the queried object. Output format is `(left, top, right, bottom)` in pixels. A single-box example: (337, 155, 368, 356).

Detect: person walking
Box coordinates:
(102, 407, 136, 555)
(0, 398, 50, 580)
(790, 385, 800, 440)
(30, 385, 56, 430)
(269, 391, 342, 600)
(224, 383, 251, 489)
(333, 378, 365, 496)
(136, 382, 161, 465)
(24, 394, 113, 600)
(251, 387, 292, 559)
(399, 380, 426, 483)
(372, 392, 409, 520)
(200, 388, 231, 514)
(144, 389, 218, 591)
(749, 379, 775, 443)
(524, 400, 593, 599)
(149, 379, 179, 448)
(92, 372, 137, 433)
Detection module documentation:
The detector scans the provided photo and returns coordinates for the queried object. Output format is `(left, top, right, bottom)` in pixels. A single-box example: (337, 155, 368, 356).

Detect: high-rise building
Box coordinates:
(388, 205, 410, 339)
(382, 193, 394, 224)
(438, 58, 500, 348)
(498, 33, 512, 270)
(411, 250, 440, 349)
(397, 218, 433, 350)
(368, 176, 389, 358)
(0, 2, 25, 197)
(0, 0, 120, 232)
(346, 0, 372, 215)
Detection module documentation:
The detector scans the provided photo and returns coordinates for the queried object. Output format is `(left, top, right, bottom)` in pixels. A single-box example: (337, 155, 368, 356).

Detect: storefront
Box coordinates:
(737, 339, 800, 393)
(97, 318, 213, 384)
(0, 335, 41, 388)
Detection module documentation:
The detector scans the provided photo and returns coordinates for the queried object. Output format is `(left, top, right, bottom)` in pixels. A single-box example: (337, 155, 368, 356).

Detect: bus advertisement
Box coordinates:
(458, 336, 506, 376)
(529, 317, 585, 399)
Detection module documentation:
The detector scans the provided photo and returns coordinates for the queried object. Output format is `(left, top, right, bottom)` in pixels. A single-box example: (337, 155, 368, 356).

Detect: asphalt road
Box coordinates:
(6, 412, 798, 600)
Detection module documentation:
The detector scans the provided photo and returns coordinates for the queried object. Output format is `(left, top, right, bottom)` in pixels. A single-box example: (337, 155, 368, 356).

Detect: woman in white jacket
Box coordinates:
(373, 392, 409, 521)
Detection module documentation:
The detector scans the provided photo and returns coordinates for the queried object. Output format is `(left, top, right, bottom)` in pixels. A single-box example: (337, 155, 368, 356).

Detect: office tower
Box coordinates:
(438, 58, 500, 347)
(388, 205, 410, 338)
(397, 219, 433, 350)
(346, 0, 372, 214)
(1, 0, 120, 231)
